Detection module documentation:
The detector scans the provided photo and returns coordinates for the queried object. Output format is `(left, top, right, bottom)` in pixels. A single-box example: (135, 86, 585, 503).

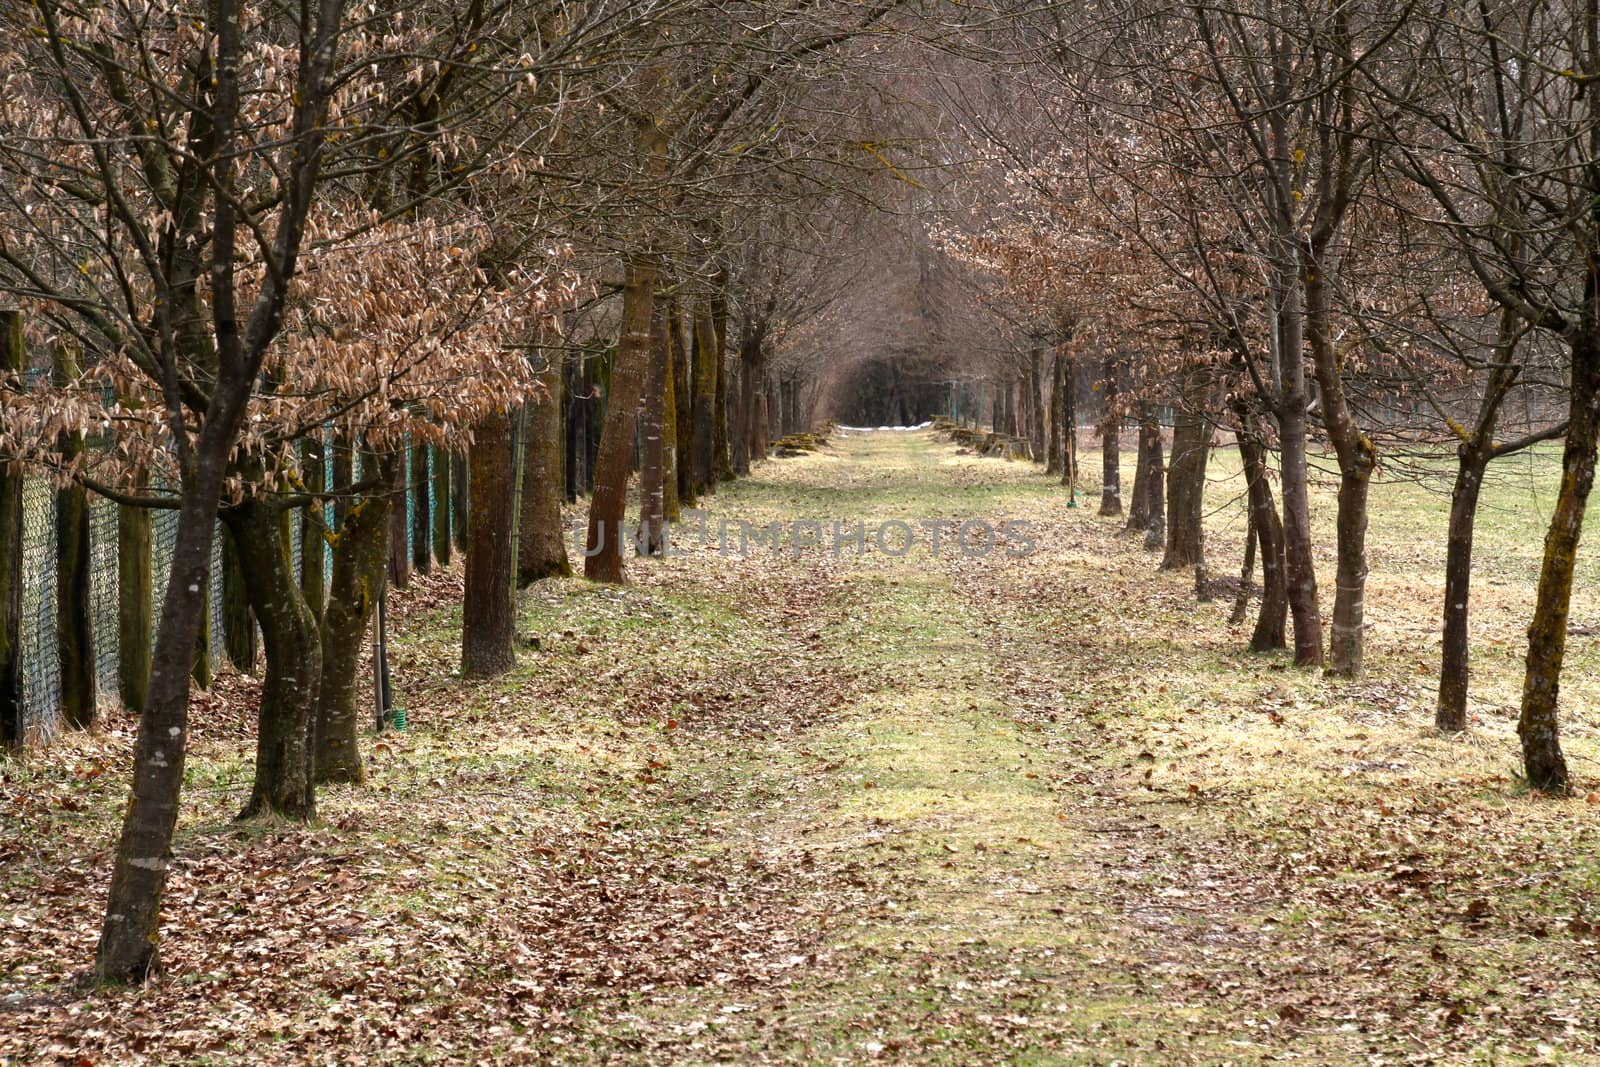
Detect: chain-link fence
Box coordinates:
(18, 479, 58, 743)
(8, 436, 453, 748)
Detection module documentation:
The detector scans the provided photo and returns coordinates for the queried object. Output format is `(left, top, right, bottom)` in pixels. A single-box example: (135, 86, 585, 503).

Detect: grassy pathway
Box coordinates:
(5, 428, 1600, 1065)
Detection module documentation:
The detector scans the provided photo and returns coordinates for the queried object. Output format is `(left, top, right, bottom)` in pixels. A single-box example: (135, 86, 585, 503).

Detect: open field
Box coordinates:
(3, 428, 1599, 1065)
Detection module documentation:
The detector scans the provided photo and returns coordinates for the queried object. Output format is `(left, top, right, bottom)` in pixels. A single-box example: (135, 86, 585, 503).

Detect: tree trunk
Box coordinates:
(637, 299, 669, 556)
(784, 376, 802, 435)
(690, 298, 718, 496)
(586, 254, 657, 584)
(325, 437, 348, 529)
(387, 452, 411, 590)
(53, 343, 95, 729)
(1029, 348, 1046, 461)
(1237, 422, 1289, 652)
(1437, 449, 1488, 730)
(663, 329, 681, 521)
(730, 356, 749, 476)
(117, 491, 153, 714)
(712, 290, 733, 483)
(97, 454, 230, 981)
(1308, 256, 1375, 678)
(589, 352, 608, 495)
(0, 311, 23, 746)
(1517, 330, 1600, 793)
(1099, 359, 1122, 516)
(1126, 405, 1155, 533)
(191, 570, 213, 690)
(411, 441, 431, 575)
(1435, 310, 1526, 730)
(220, 526, 257, 673)
(753, 371, 770, 458)
(225, 497, 321, 821)
(518, 351, 573, 583)
(450, 451, 469, 553)
(1142, 415, 1164, 551)
(314, 450, 396, 785)
(565, 354, 586, 502)
(431, 444, 452, 568)
(1273, 271, 1324, 667)
(508, 406, 528, 599)
(673, 303, 695, 508)
(1162, 391, 1208, 571)
(742, 333, 767, 466)
(1327, 461, 1373, 676)
(463, 409, 517, 676)
(1047, 354, 1064, 477)
(1061, 357, 1078, 501)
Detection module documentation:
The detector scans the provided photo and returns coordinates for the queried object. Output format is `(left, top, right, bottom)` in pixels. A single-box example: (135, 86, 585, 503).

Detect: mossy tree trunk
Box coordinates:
(1517, 328, 1600, 793)
(314, 450, 397, 785)
(225, 496, 321, 821)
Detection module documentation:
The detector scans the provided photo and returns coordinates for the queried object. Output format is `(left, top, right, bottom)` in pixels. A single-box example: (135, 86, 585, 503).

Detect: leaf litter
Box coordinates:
(3, 430, 1599, 1064)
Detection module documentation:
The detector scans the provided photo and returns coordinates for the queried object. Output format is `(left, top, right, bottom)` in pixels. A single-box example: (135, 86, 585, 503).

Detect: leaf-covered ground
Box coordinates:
(4, 429, 1600, 1064)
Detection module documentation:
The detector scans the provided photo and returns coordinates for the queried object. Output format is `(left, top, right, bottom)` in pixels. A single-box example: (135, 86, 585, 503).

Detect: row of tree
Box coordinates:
(934, 0, 1595, 797)
(0, 0, 914, 985)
